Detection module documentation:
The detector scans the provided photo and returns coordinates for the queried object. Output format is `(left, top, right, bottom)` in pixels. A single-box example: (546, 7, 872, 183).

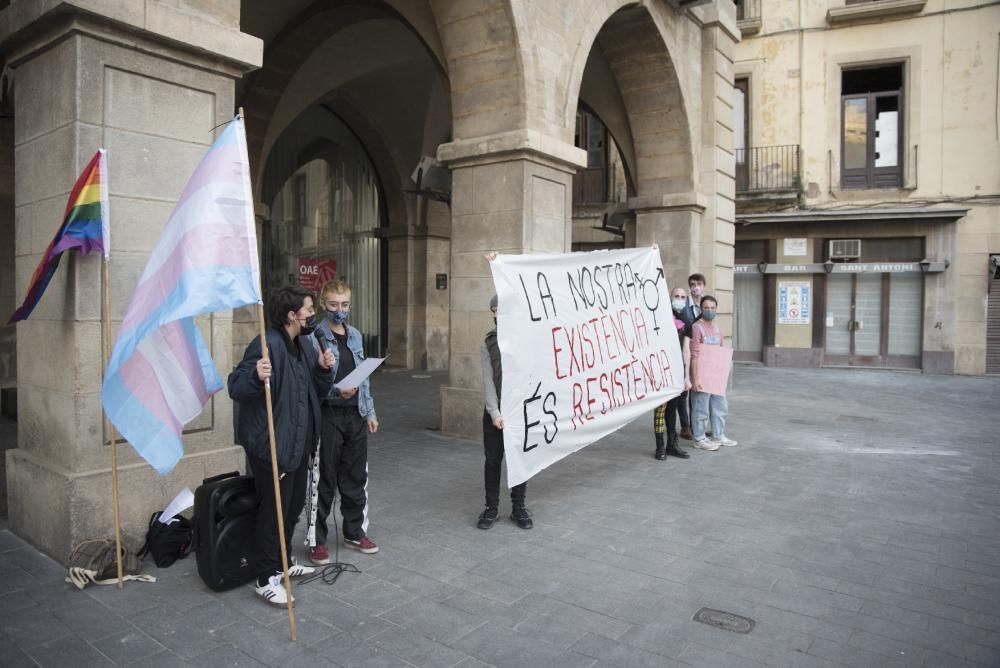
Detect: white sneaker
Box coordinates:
(288, 558, 315, 577)
(693, 438, 720, 451)
(255, 574, 295, 607)
(715, 436, 738, 447)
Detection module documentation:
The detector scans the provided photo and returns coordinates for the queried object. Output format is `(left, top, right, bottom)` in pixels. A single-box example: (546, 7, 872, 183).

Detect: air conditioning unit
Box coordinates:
(830, 239, 861, 260)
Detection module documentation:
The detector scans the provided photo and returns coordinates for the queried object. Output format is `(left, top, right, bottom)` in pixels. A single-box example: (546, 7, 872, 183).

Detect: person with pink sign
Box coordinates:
(689, 295, 737, 450)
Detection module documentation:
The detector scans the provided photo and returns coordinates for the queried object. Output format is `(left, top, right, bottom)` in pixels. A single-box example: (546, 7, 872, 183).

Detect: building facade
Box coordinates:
(0, 0, 738, 560)
(731, 0, 1000, 374)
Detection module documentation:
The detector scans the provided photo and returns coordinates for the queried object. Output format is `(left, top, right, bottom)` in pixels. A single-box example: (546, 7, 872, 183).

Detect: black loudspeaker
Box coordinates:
(194, 471, 259, 591)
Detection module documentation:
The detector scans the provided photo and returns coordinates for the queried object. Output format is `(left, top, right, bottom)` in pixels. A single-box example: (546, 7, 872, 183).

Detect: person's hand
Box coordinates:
(368, 417, 379, 434)
(339, 386, 357, 399)
(695, 382, 703, 392)
(318, 349, 335, 370)
(651, 243, 659, 250)
(493, 415, 505, 429)
(256, 358, 271, 382)
(684, 379, 692, 392)
(483, 251, 498, 263)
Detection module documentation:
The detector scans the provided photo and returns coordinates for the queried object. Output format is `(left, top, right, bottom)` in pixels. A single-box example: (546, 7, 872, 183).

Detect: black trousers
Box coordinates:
(249, 451, 308, 581)
(483, 411, 526, 508)
(677, 390, 690, 429)
(316, 405, 369, 543)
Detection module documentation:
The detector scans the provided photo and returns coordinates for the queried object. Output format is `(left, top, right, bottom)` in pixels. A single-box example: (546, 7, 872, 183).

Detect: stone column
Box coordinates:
(437, 131, 585, 439)
(632, 193, 709, 297)
(2, 1, 261, 560)
(695, 6, 740, 342)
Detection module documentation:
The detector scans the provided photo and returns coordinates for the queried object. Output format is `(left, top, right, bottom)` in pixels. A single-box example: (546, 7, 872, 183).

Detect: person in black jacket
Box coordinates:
(228, 286, 334, 607)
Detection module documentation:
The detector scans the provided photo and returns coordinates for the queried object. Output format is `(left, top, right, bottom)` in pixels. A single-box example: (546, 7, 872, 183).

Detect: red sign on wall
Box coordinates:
(297, 257, 337, 291)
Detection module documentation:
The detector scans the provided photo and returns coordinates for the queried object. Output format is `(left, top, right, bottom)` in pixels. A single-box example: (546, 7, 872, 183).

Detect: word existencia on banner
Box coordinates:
(516, 258, 676, 436)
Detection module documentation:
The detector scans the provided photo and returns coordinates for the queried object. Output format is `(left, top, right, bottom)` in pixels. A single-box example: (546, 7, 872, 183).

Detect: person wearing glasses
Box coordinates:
(310, 279, 380, 563)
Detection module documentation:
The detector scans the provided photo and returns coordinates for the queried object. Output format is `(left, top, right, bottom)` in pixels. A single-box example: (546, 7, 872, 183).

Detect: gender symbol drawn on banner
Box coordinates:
(640, 267, 665, 333)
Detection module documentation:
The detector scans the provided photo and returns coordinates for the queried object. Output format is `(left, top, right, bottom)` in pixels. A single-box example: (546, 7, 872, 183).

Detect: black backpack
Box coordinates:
(138, 511, 194, 568)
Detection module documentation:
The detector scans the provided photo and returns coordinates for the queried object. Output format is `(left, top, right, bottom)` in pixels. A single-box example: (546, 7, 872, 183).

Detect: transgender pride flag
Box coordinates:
(102, 116, 262, 475)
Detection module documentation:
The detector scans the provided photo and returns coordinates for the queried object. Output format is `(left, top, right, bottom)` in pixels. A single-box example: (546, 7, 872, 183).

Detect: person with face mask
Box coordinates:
(685, 273, 707, 324)
(310, 279, 380, 563)
(689, 295, 737, 450)
(651, 288, 693, 460)
(228, 285, 334, 607)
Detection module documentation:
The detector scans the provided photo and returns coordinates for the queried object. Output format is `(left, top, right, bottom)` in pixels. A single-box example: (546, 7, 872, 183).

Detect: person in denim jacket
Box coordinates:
(310, 279, 380, 561)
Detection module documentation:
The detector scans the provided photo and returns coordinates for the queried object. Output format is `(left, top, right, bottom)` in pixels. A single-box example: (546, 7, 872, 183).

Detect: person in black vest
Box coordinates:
(228, 286, 334, 607)
(478, 292, 533, 530)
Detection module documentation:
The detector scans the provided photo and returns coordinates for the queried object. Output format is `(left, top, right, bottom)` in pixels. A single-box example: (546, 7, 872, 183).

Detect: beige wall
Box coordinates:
(734, 0, 1000, 373)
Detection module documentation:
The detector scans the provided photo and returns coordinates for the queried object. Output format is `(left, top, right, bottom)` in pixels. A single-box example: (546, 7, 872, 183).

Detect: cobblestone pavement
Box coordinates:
(1, 366, 998, 667)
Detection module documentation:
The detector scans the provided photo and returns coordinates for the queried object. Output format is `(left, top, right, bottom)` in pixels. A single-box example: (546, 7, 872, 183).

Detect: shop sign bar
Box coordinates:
(734, 262, 948, 274)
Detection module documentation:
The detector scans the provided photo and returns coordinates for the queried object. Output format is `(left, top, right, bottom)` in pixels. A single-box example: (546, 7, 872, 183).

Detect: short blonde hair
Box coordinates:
(320, 279, 352, 300)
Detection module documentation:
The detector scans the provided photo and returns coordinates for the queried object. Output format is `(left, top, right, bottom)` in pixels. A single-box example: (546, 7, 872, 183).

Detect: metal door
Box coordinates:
(824, 272, 921, 368)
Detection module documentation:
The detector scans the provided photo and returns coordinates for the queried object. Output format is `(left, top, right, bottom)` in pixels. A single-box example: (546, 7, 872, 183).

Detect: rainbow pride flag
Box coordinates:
(8, 149, 109, 323)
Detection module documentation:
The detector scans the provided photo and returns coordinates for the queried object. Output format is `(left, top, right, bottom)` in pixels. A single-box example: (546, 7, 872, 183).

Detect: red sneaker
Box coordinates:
(344, 536, 379, 554)
(309, 544, 331, 564)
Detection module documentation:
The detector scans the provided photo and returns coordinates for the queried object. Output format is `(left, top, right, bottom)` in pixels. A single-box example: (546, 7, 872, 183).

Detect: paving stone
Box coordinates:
(312, 630, 413, 668)
(369, 625, 475, 667)
(23, 634, 114, 667)
(570, 631, 676, 668)
(452, 621, 595, 668)
(91, 627, 167, 664)
(186, 643, 268, 667)
(379, 597, 487, 644)
(0, 603, 76, 648)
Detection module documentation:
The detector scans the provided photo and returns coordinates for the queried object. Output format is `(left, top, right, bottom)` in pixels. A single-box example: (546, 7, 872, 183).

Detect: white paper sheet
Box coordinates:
(334, 356, 386, 391)
(159, 487, 194, 524)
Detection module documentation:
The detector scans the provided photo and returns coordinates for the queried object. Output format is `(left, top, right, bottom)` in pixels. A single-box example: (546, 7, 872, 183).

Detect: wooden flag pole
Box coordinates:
(101, 256, 125, 588)
(257, 304, 298, 641)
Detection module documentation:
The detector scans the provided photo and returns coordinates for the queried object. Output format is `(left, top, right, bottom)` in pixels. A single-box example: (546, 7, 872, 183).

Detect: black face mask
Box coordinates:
(298, 313, 320, 336)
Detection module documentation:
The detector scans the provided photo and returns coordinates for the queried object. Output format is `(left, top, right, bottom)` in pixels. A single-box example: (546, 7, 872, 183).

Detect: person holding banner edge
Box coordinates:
(478, 288, 533, 530)
(228, 286, 333, 607)
(652, 286, 694, 460)
(689, 295, 737, 449)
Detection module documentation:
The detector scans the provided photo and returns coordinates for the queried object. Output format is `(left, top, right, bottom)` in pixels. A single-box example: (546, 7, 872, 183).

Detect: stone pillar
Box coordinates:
(632, 193, 709, 297)
(386, 196, 452, 371)
(2, 1, 262, 560)
(437, 131, 585, 439)
(695, 6, 740, 342)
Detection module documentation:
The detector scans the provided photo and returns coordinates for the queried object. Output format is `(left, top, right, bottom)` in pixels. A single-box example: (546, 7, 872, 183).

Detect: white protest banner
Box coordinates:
(490, 247, 684, 487)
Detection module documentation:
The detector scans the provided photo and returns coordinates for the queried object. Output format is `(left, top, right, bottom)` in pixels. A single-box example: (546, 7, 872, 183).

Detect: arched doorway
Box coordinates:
(261, 107, 386, 355)
(239, 0, 452, 369)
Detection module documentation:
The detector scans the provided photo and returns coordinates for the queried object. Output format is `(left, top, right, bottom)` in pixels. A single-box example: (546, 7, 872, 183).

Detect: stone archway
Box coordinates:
(238, 0, 454, 370)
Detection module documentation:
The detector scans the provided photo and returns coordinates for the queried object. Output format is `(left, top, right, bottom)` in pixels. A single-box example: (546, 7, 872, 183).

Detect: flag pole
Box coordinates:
(239, 106, 296, 640)
(101, 255, 124, 588)
(257, 304, 298, 641)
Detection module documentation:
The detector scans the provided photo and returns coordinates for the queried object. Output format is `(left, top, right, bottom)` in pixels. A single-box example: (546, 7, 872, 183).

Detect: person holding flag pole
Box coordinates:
(101, 111, 311, 639)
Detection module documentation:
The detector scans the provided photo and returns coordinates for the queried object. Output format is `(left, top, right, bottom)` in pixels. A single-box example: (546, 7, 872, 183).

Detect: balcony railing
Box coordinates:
(735, 144, 800, 194)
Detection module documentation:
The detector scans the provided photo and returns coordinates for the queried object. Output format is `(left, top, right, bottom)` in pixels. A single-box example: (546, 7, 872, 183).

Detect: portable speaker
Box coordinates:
(194, 470, 259, 591)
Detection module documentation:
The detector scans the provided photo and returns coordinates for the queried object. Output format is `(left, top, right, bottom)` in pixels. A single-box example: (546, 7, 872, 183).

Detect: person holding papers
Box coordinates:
(228, 286, 333, 607)
(311, 279, 380, 563)
(689, 295, 737, 450)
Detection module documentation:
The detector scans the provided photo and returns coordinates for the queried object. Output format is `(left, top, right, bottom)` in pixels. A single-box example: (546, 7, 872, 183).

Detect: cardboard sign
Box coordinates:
(695, 345, 733, 397)
(490, 247, 684, 487)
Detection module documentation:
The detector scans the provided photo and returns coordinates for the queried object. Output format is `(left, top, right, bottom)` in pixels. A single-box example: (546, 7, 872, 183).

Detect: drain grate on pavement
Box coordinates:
(692, 607, 755, 634)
